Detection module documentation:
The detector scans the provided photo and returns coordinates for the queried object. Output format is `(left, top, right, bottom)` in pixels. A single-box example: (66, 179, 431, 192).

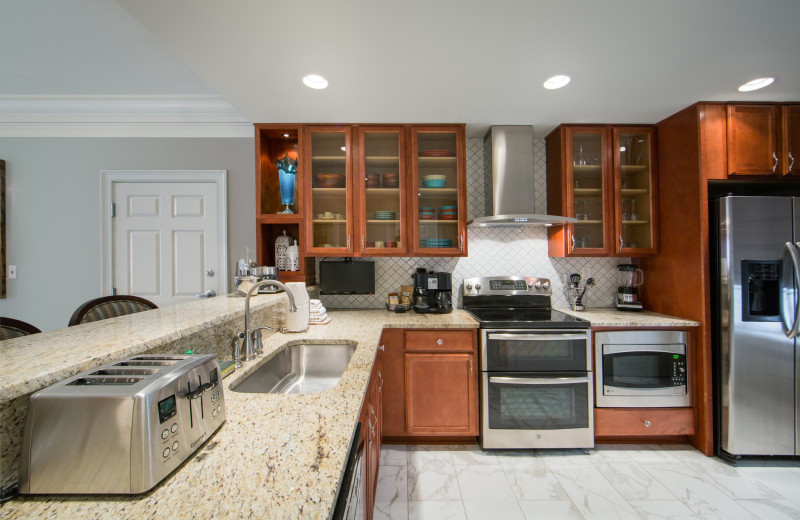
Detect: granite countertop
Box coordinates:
(556, 307, 700, 327)
(2, 309, 478, 519)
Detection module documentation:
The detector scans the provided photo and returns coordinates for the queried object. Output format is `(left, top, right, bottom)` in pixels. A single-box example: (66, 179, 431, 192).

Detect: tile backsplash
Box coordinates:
(317, 137, 627, 310)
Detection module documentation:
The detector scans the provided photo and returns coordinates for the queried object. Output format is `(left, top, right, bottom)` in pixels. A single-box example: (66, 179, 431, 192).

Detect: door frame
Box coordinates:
(100, 170, 228, 298)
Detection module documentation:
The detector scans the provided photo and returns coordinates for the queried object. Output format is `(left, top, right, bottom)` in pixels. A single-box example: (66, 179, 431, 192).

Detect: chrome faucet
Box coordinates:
(238, 280, 297, 365)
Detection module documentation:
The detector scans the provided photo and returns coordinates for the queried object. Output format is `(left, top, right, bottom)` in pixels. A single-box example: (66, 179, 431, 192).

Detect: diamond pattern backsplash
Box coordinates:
(318, 137, 628, 310)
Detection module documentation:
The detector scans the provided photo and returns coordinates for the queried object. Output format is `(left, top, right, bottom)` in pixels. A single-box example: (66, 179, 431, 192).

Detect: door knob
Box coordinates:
(196, 289, 216, 298)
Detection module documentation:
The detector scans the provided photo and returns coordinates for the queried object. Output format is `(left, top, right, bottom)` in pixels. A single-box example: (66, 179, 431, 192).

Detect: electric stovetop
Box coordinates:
(464, 307, 589, 329)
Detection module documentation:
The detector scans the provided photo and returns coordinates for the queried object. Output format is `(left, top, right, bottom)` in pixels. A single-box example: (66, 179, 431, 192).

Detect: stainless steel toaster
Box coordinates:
(19, 354, 226, 494)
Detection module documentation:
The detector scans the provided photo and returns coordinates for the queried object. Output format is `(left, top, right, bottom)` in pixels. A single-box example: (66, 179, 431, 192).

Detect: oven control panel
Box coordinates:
(462, 276, 551, 297)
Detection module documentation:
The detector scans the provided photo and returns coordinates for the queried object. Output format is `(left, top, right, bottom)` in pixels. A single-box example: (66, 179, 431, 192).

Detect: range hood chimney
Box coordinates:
(469, 125, 575, 227)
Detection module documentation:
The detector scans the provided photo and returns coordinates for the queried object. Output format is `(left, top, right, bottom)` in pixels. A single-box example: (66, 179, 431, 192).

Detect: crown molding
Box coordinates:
(0, 95, 254, 137)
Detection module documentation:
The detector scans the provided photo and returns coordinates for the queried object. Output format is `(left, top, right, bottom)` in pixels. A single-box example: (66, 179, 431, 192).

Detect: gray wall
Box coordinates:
(0, 137, 255, 331)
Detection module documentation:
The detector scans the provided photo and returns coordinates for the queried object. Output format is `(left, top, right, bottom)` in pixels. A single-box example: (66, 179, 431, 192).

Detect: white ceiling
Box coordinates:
(3, 0, 799, 137)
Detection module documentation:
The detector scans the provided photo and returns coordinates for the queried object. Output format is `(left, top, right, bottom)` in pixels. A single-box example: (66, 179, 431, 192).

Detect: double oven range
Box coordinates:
(462, 276, 593, 449)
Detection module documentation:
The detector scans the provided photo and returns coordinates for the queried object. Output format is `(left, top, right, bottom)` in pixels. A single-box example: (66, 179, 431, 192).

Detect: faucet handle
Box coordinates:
(234, 332, 246, 368)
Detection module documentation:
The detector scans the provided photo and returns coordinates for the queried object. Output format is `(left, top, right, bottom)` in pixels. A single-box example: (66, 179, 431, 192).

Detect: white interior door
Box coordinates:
(112, 180, 221, 307)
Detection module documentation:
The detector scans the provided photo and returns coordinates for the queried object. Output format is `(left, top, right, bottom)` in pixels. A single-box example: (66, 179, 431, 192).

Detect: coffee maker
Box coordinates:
(616, 264, 644, 311)
(412, 269, 453, 314)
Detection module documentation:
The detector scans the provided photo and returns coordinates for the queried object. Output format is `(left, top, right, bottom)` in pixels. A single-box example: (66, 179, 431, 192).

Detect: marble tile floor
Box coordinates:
(373, 443, 800, 520)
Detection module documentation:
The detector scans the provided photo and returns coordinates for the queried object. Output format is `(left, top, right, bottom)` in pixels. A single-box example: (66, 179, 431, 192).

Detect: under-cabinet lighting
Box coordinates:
(738, 77, 774, 92)
(543, 75, 571, 90)
(341, 146, 346, 151)
(282, 133, 290, 138)
(302, 74, 328, 89)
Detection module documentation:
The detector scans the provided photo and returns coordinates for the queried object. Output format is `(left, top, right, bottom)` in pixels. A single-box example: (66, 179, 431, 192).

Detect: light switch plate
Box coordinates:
(8, 265, 16, 279)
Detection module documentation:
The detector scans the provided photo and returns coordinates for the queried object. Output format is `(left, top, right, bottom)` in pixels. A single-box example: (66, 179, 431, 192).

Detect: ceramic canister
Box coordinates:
(275, 230, 291, 271)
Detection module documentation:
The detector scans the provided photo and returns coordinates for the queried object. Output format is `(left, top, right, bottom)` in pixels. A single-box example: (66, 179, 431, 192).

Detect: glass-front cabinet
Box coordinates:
(304, 126, 354, 255)
(613, 127, 656, 255)
(357, 127, 407, 255)
(568, 128, 612, 255)
(410, 126, 467, 256)
(546, 124, 657, 257)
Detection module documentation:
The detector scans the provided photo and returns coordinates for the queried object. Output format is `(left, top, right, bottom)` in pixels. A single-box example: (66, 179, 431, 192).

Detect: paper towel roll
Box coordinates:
(284, 282, 310, 332)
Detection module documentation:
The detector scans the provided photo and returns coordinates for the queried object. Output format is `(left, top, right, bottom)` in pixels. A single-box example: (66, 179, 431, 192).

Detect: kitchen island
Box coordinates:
(0, 298, 478, 520)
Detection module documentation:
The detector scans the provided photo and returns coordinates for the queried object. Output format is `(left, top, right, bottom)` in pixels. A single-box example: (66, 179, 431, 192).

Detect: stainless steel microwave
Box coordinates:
(595, 330, 690, 408)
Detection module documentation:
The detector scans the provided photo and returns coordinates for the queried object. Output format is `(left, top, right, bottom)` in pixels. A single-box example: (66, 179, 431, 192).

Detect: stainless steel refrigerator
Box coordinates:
(714, 193, 800, 458)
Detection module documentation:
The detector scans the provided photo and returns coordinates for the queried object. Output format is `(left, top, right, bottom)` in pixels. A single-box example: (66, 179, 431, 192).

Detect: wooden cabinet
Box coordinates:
(304, 126, 356, 255)
(546, 125, 657, 257)
(727, 104, 779, 176)
(361, 352, 383, 519)
(254, 124, 315, 284)
(595, 408, 696, 437)
(380, 328, 478, 440)
(727, 103, 800, 176)
(294, 123, 467, 258)
(409, 126, 468, 256)
(781, 105, 800, 176)
(405, 352, 477, 434)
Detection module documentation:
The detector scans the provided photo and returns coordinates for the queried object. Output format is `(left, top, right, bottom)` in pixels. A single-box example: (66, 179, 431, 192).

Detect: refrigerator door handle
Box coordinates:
(781, 242, 800, 338)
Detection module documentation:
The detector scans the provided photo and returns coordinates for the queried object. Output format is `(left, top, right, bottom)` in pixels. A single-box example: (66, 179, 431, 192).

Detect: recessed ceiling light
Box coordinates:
(302, 74, 328, 89)
(543, 75, 571, 90)
(738, 77, 775, 92)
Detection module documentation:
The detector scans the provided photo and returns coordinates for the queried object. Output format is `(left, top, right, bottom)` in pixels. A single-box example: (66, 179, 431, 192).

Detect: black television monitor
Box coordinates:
(319, 261, 375, 295)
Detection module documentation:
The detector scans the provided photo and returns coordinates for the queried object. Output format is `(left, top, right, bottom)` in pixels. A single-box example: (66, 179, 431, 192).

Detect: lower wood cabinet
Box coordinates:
(405, 352, 477, 434)
(361, 353, 382, 519)
(380, 328, 478, 439)
(594, 407, 696, 437)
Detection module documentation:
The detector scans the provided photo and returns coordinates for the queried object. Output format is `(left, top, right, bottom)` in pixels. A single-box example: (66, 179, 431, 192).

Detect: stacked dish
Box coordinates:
(419, 206, 436, 220)
(439, 205, 458, 220)
(374, 211, 395, 220)
(419, 150, 456, 157)
(420, 238, 453, 248)
(314, 173, 346, 188)
(366, 172, 380, 188)
(383, 172, 399, 188)
(423, 174, 446, 188)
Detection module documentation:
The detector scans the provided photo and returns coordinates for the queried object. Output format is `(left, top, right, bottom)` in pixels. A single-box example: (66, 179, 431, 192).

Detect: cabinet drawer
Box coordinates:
(404, 329, 475, 352)
(594, 408, 696, 437)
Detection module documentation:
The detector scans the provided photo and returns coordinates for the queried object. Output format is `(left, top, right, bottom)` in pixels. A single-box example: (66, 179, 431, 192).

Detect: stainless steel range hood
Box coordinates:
(469, 125, 575, 227)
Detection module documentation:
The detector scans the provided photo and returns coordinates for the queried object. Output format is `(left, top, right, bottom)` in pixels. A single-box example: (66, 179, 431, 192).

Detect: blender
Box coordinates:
(616, 264, 644, 311)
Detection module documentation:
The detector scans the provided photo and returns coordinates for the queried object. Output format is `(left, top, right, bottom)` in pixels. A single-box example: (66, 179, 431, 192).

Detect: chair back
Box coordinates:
(0, 317, 42, 341)
(68, 295, 158, 326)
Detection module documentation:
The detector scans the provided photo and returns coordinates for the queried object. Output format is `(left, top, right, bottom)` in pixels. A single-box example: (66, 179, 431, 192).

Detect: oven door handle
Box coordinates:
(486, 333, 587, 342)
(489, 376, 590, 385)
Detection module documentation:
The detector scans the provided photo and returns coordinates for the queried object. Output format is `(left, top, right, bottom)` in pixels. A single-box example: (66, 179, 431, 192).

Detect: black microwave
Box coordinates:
(595, 330, 690, 408)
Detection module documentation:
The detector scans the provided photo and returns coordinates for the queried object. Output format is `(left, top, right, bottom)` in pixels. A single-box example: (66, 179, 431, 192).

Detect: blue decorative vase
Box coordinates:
(275, 154, 298, 214)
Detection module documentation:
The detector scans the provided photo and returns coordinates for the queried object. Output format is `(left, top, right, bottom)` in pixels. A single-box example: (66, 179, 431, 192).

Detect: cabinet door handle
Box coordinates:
(619, 234, 624, 250)
(361, 234, 365, 252)
(378, 344, 385, 351)
(378, 369, 383, 392)
(437, 339, 443, 345)
(643, 420, 652, 428)
(773, 152, 779, 173)
(459, 233, 464, 252)
(468, 358, 473, 376)
(571, 234, 575, 253)
(346, 234, 351, 250)
(790, 152, 795, 173)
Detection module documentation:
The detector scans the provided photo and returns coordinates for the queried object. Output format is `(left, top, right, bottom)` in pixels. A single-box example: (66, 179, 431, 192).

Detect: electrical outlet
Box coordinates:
(8, 265, 16, 279)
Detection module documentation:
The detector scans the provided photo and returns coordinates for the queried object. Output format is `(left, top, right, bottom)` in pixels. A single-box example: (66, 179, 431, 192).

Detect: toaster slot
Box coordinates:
(90, 368, 159, 376)
(68, 376, 143, 385)
(131, 356, 185, 362)
(114, 360, 173, 367)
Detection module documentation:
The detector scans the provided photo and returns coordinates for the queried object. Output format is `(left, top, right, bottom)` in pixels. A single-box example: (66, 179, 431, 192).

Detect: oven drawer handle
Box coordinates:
(489, 376, 590, 385)
(487, 333, 587, 342)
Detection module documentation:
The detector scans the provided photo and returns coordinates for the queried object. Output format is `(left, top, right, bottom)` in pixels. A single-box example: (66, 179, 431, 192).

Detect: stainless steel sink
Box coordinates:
(231, 343, 356, 394)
